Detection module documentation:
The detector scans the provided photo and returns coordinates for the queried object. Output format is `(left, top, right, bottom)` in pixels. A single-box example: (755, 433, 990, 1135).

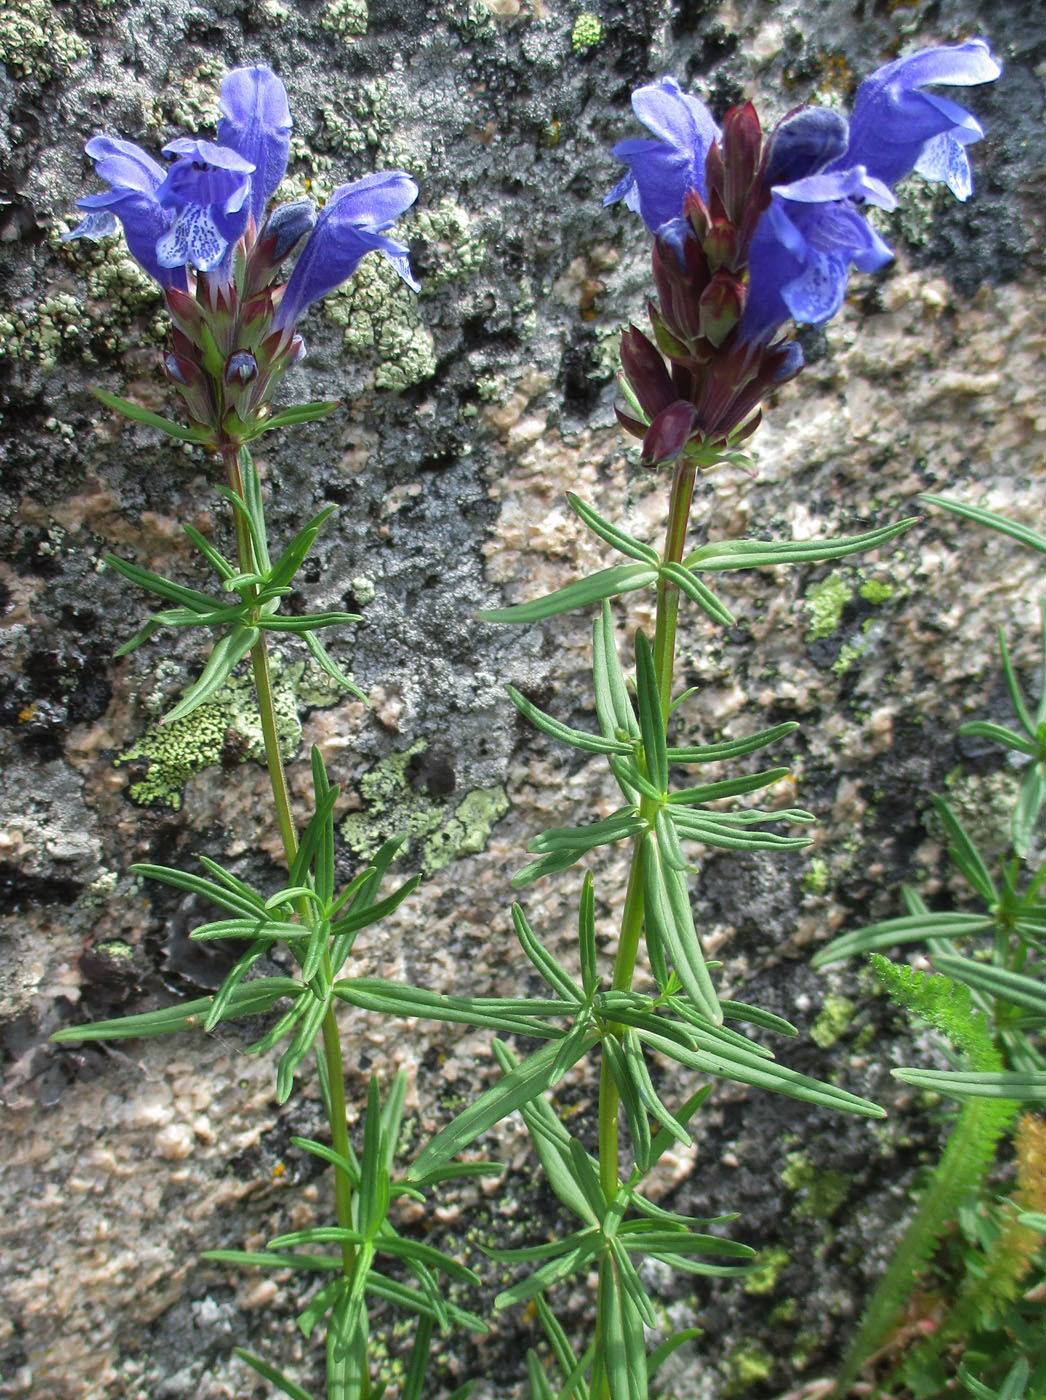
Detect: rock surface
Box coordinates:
(1, 0, 1043, 1396)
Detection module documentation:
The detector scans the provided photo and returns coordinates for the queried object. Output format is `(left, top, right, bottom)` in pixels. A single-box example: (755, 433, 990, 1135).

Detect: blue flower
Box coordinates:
(155, 139, 255, 273)
(607, 40, 1001, 344)
(61, 136, 186, 289)
(217, 65, 293, 230)
(604, 77, 720, 234)
(273, 171, 420, 331)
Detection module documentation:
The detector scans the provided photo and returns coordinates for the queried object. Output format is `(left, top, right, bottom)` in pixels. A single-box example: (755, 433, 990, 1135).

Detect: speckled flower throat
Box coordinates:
(45, 40, 1036, 1400)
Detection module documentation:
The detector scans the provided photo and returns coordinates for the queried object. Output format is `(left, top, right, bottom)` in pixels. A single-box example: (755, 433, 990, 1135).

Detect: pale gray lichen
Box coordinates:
(340, 740, 509, 873)
(412, 199, 486, 290)
(322, 0, 369, 40)
(0, 0, 88, 81)
(325, 255, 436, 391)
(117, 655, 347, 809)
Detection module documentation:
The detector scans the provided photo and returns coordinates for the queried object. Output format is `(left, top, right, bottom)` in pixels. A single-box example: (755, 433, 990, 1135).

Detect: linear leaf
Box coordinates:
(51, 977, 298, 1043)
(529, 814, 647, 856)
(512, 904, 584, 1003)
(643, 833, 721, 1024)
(594, 602, 639, 739)
(578, 874, 599, 997)
(634, 631, 667, 792)
(163, 625, 259, 724)
(233, 1347, 318, 1400)
(668, 721, 800, 765)
(256, 400, 341, 433)
(931, 796, 997, 903)
(957, 720, 1038, 758)
(132, 862, 268, 921)
(920, 494, 1046, 554)
(567, 493, 660, 566)
(93, 387, 207, 442)
(812, 912, 996, 967)
(685, 518, 915, 571)
(410, 1036, 595, 1180)
(495, 1232, 602, 1309)
(658, 561, 735, 626)
(479, 564, 657, 624)
(507, 685, 634, 756)
(667, 767, 789, 806)
(334, 978, 564, 1038)
(890, 1068, 1046, 1100)
(104, 553, 226, 613)
(931, 955, 1046, 1018)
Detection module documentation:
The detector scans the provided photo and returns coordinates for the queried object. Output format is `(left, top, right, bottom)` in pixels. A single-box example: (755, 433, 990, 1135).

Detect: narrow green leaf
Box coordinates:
(507, 685, 634, 756)
(654, 808, 687, 872)
(182, 522, 236, 580)
(957, 720, 1037, 759)
(248, 993, 309, 1056)
(624, 1030, 690, 1148)
(567, 493, 659, 566)
(358, 1076, 387, 1237)
(921, 493, 1046, 554)
(634, 631, 668, 792)
(104, 553, 226, 613)
(233, 1347, 318, 1400)
(594, 602, 640, 739)
(93, 387, 206, 443)
(668, 721, 799, 765)
(535, 1293, 592, 1400)
(258, 400, 341, 433)
(599, 1254, 647, 1400)
(163, 625, 259, 724)
(276, 991, 331, 1103)
(410, 1037, 594, 1180)
(648, 1330, 701, 1378)
(639, 1027, 885, 1118)
(132, 862, 268, 921)
(930, 955, 1046, 1017)
(890, 1068, 1046, 1100)
(603, 1035, 651, 1173)
(512, 904, 584, 1002)
(607, 755, 661, 804)
(618, 1227, 754, 1260)
(610, 1236, 658, 1330)
(495, 1233, 602, 1309)
(719, 1000, 798, 1037)
(668, 810, 813, 852)
(685, 518, 916, 572)
(206, 943, 275, 1031)
(333, 977, 564, 1038)
(291, 1136, 360, 1187)
(528, 814, 647, 856)
(658, 561, 735, 626)
(1013, 763, 1046, 860)
(328, 876, 420, 944)
(492, 1041, 601, 1226)
(401, 1316, 436, 1400)
(578, 873, 598, 997)
(647, 1086, 712, 1169)
(931, 796, 997, 903)
(51, 977, 298, 1043)
(812, 912, 996, 967)
(667, 767, 789, 806)
(479, 564, 658, 624)
(549, 1010, 597, 1087)
(267, 508, 337, 590)
(302, 629, 366, 701)
(203, 1248, 342, 1271)
(643, 834, 721, 1024)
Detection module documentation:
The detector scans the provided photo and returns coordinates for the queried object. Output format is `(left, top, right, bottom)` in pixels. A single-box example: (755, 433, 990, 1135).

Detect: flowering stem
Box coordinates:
(221, 444, 362, 1335)
(595, 459, 699, 1384)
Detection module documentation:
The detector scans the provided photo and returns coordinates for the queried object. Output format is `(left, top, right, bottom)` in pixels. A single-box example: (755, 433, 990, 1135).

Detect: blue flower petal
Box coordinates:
(914, 131, 973, 200)
(781, 250, 848, 325)
(841, 37, 1000, 190)
(274, 171, 420, 329)
(217, 66, 293, 228)
(604, 77, 720, 234)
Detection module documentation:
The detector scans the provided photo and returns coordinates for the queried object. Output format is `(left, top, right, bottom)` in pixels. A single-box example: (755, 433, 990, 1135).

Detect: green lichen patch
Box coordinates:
(802, 856, 830, 896)
(932, 766, 1021, 863)
(325, 257, 436, 391)
(743, 1245, 789, 1295)
(117, 656, 345, 809)
(810, 994, 857, 1048)
(723, 1342, 773, 1396)
(322, 0, 369, 39)
(0, 0, 88, 81)
(859, 578, 895, 604)
(412, 199, 486, 290)
(340, 740, 509, 873)
(804, 570, 852, 641)
(571, 11, 603, 52)
(782, 1150, 852, 1220)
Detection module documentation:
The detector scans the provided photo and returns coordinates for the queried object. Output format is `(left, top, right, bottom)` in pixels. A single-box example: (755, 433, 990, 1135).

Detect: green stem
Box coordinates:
(595, 459, 699, 1386)
(221, 444, 363, 1337)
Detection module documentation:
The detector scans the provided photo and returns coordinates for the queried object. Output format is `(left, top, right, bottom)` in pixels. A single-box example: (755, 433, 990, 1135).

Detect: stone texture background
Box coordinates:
(1, 0, 1043, 1396)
